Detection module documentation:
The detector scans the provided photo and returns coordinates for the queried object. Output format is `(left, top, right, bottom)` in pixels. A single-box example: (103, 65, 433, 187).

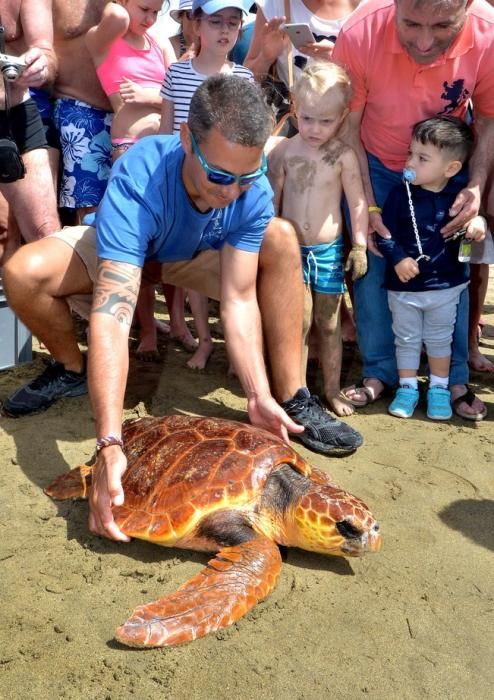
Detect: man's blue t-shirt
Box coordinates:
(91, 135, 274, 266)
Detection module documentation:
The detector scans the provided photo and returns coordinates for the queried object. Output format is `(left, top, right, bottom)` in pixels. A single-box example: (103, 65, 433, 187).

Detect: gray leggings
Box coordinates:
(387, 284, 467, 370)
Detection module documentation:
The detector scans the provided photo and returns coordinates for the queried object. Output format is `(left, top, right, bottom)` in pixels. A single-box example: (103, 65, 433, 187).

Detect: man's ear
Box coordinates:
(445, 159, 463, 178)
(180, 122, 192, 154)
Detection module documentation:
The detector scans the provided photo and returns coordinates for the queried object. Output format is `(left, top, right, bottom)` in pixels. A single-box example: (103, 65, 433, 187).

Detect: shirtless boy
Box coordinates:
(268, 62, 368, 417)
(52, 0, 113, 221)
(0, 0, 59, 262)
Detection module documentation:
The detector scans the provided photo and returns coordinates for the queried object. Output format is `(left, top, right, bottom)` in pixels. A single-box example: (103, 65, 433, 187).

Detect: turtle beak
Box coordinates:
(341, 523, 381, 556)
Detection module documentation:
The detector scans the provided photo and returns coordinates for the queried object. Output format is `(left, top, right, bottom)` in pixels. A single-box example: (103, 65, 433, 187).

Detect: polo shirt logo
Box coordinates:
(439, 80, 470, 114)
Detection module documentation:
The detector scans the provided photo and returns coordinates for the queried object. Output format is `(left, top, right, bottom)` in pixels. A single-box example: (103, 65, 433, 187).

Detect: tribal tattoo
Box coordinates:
(92, 260, 142, 326)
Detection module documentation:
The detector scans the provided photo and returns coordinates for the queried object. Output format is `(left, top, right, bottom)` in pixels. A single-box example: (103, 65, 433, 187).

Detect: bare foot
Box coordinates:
(170, 330, 198, 352)
(450, 384, 487, 420)
(327, 393, 355, 416)
(136, 335, 161, 362)
(468, 347, 494, 372)
(135, 348, 161, 362)
(342, 378, 385, 407)
(155, 319, 170, 335)
(186, 338, 214, 370)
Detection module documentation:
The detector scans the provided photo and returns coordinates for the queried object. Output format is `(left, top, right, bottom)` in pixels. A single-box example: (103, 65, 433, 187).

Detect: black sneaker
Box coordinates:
(1, 358, 88, 417)
(282, 387, 363, 456)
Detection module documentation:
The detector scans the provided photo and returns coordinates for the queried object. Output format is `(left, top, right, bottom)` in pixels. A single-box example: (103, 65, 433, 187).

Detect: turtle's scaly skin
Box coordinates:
(45, 415, 381, 648)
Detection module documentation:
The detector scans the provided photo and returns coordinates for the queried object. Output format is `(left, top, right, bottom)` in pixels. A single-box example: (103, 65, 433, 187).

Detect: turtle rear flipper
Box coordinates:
(44, 464, 94, 500)
(115, 536, 282, 648)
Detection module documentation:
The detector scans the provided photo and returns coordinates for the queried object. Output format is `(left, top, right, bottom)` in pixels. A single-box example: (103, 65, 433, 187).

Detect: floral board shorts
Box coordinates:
(300, 237, 345, 295)
(54, 97, 113, 209)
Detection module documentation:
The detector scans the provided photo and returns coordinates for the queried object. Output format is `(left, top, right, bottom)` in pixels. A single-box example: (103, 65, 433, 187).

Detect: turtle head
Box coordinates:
(289, 484, 381, 558)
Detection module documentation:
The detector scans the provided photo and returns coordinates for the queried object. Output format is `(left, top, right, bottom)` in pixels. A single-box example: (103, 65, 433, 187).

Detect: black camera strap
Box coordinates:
(0, 16, 14, 135)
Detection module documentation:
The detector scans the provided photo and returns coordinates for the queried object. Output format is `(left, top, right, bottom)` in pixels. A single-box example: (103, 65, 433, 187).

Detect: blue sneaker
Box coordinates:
(388, 385, 419, 419)
(1, 358, 87, 418)
(427, 386, 452, 421)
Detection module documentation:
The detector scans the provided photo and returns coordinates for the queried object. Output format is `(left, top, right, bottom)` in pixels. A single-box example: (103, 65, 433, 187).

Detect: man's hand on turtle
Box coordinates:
(248, 394, 304, 445)
(88, 446, 131, 542)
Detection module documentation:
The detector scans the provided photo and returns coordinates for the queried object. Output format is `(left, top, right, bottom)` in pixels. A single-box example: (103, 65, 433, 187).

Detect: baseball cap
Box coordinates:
(191, 0, 249, 16)
(170, 0, 193, 23)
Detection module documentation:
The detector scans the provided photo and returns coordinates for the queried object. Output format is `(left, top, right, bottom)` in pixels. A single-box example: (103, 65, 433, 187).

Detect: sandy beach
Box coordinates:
(1, 289, 493, 700)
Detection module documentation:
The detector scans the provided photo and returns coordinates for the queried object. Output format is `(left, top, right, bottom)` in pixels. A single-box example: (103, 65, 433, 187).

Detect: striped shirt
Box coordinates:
(160, 59, 254, 134)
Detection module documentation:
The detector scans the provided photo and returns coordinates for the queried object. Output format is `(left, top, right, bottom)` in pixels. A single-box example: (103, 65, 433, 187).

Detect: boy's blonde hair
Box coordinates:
(292, 62, 352, 110)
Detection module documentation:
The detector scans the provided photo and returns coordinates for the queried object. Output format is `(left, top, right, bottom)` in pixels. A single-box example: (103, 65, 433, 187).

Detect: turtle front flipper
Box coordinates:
(44, 465, 94, 500)
(115, 536, 282, 648)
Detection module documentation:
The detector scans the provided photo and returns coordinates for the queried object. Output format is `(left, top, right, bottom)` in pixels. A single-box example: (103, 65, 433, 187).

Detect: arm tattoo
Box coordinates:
(92, 260, 142, 327)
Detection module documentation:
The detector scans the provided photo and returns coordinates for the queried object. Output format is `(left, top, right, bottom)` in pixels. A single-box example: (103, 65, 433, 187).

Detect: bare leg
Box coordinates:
(301, 286, 313, 377)
(468, 263, 493, 372)
(429, 356, 450, 379)
(0, 146, 59, 264)
(2, 237, 93, 373)
(186, 290, 214, 370)
(313, 293, 354, 417)
(340, 297, 357, 343)
(163, 284, 198, 351)
(257, 218, 304, 402)
(135, 283, 161, 360)
(0, 147, 59, 244)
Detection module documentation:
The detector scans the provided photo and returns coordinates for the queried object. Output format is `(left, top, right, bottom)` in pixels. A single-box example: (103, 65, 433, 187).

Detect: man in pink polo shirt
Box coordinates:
(333, 0, 494, 420)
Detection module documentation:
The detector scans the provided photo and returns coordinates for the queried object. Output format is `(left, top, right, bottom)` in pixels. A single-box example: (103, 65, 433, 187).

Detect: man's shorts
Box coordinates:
(0, 98, 48, 154)
(50, 226, 221, 319)
(29, 88, 60, 150)
(53, 97, 113, 209)
(300, 238, 345, 295)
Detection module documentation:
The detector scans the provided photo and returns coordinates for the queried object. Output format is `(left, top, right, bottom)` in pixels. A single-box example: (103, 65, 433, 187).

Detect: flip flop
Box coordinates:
(452, 386, 487, 422)
(342, 379, 390, 408)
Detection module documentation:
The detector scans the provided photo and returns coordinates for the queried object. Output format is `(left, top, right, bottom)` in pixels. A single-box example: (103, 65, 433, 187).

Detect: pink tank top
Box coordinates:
(96, 33, 166, 96)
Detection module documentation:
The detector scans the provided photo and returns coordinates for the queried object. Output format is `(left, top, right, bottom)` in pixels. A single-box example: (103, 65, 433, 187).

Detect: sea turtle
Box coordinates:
(45, 415, 381, 648)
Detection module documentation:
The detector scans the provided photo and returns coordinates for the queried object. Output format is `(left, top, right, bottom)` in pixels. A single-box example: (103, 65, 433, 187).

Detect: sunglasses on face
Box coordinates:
(189, 131, 267, 187)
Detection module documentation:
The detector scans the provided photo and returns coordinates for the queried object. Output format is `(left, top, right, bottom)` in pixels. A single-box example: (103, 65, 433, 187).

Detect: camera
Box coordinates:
(0, 54, 26, 81)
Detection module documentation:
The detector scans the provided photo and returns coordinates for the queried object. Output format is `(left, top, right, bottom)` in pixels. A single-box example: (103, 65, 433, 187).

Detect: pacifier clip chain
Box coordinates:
(403, 169, 430, 264)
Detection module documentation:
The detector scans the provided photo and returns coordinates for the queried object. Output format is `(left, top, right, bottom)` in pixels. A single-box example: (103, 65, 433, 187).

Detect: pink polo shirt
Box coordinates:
(332, 0, 494, 170)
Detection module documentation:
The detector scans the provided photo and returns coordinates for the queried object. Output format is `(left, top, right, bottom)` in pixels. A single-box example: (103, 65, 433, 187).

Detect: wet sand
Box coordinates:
(1, 293, 493, 700)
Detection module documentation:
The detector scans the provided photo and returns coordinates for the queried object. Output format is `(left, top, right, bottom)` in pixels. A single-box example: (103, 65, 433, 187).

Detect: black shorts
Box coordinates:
(0, 98, 48, 154)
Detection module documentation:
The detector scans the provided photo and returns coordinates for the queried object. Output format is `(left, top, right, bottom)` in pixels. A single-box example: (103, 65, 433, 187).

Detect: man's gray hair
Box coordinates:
(188, 75, 274, 148)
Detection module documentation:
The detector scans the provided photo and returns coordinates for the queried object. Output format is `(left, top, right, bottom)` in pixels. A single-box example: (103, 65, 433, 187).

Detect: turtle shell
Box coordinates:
(113, 415, 311, 544)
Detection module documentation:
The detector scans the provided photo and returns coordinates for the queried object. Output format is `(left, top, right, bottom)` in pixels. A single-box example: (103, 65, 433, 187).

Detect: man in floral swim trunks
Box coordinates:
(52, 0, 114, 222)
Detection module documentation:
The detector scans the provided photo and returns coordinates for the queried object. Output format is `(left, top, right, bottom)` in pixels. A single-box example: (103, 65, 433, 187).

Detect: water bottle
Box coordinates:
(458, 238, 471, 262)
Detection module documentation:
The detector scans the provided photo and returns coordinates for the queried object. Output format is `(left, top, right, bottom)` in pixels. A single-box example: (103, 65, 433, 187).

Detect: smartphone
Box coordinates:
(282, 23, 315, 49)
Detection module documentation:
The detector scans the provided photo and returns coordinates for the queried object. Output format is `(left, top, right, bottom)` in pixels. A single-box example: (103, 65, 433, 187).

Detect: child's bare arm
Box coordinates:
(341, 147, 368, 279)
(267, 138, 289, 216)
(159, 99, 174, 134)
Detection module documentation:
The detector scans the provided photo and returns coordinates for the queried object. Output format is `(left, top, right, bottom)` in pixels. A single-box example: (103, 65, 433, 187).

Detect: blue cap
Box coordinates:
(191, 0, 249, 15)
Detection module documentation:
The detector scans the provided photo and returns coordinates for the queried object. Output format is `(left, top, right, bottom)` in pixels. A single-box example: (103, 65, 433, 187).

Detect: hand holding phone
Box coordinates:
(281, 23, 315, 49)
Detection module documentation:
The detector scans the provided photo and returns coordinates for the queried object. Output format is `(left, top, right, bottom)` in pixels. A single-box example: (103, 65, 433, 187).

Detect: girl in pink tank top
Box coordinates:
(86, 0, 176, 158)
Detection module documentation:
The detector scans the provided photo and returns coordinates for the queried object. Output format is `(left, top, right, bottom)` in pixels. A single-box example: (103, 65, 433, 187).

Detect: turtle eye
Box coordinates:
(336, 520, 362, 540)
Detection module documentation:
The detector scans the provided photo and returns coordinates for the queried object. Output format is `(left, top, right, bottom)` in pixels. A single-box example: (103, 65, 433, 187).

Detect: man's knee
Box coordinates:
(259, 217, 300, 270)
(3, 242, 53, 302)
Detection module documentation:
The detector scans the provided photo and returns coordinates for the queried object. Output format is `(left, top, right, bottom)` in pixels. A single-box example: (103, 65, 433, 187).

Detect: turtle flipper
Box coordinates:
(115, 536, 282, 648)
(44, 465, 94, 500)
